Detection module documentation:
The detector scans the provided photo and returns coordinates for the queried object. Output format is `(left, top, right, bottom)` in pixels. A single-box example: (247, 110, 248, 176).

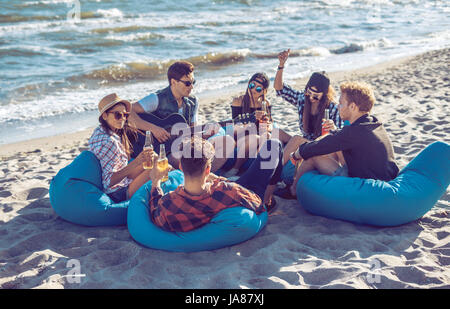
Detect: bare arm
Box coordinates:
(108, 151, 148, 186)
(274, 49, 290, 91)
(128, 102, 171, 142)
(128, 102, 154, 131)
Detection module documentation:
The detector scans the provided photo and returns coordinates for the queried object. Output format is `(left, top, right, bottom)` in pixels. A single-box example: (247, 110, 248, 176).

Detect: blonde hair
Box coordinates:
(340, 81, 376, 112)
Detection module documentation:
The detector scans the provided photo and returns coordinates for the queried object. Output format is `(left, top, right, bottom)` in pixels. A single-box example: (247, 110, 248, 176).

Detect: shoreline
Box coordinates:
(0, 50, 420, 159)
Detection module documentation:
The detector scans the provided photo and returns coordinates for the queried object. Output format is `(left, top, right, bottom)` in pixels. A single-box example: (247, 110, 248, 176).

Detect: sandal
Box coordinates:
(265, 196, 278, 214)
(273, 186, 296, 200)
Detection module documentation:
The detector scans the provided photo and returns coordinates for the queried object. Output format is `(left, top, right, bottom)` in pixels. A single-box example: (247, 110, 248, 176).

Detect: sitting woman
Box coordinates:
(224, 72, 291, 178)
(88, 93, 156, 203)
(275, 49, 344, 165)
(274, 49, 345, 198)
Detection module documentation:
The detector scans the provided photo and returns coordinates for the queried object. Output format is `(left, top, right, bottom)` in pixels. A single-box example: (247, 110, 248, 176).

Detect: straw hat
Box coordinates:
(98, 93, 131, 116)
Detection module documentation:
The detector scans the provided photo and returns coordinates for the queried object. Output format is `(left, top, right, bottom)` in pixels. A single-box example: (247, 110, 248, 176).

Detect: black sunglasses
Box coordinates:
(108, 111, 130, 120)
(177, 79, 196, 87)
(306, 88, 322, 101)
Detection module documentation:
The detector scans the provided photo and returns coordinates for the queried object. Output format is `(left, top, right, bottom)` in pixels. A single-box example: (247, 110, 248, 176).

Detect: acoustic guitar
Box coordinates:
(131, 112, 256, 158)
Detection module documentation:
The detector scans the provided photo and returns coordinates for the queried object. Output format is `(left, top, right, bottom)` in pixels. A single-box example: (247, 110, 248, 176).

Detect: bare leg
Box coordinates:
(290, 155, 341, 196)
(282, 135, 309, 165)
(127, 169, 150, 199)
(210, 135, 235, 172)
(336, 151, 346, 165)
(225, 134, 259, 177)
(263, 184, 277, 206)
(234, 135, 256, 169)
(271, 127, 292, 145)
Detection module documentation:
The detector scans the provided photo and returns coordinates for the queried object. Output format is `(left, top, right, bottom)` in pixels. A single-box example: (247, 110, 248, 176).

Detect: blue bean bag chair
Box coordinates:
(127, 182, 268, 252)
(49, 151, 184, 226)
(296, 141, 450, 227)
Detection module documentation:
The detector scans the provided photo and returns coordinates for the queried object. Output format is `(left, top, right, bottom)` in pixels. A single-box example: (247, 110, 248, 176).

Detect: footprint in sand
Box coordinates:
(393, 146, 407, 155)
(15, 187, 48, 200)
(0, 190, 12, 198)
(27, 198, 51, 209)
(1, 204, 13, 213)
(21, 210, 56, 222)
(237, 234, 279, 258)
(394, 266, 444, 286)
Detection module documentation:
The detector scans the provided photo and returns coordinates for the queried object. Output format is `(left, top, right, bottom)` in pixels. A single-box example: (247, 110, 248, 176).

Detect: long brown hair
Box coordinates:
(242, 72, 270, 114)
(302, 85, 336, 138)
(99, 103, 139, 157)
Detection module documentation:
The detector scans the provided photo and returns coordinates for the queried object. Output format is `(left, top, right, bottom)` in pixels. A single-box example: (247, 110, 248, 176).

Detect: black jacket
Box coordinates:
(299, 114, 399, 181)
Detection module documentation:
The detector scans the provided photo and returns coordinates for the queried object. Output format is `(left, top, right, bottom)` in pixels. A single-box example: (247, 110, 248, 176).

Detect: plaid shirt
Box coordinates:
(88, 125, 132, 194)
(149, 178, 265, 232)
(276, 83, 343, 140)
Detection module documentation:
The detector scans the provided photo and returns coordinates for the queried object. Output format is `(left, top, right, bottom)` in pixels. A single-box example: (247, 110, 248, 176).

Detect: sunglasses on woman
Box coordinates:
(177, 79, 196, 87)
(108, 111, 130, 120)
(248, 82, 263, 93)
(306, 88, 322, 101)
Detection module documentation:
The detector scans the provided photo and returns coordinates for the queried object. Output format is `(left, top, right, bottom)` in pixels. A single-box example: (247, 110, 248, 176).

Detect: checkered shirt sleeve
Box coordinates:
(276, 83, 344, 139)
(88, 126, 132, 193)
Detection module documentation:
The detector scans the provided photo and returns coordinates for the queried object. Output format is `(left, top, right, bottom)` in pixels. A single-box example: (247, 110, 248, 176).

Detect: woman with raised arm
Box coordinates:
(274, 49, 344, 198)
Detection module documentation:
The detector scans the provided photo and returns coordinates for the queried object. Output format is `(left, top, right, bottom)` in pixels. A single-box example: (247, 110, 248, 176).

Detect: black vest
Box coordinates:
(152, 86, 197, 125)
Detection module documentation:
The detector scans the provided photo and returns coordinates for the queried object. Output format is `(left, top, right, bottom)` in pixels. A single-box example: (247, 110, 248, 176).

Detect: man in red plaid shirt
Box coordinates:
(149, 136, 283, 233)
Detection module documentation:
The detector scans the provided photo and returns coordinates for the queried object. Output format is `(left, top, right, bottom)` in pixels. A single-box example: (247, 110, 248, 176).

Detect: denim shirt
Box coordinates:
(152, 86, 198, 125)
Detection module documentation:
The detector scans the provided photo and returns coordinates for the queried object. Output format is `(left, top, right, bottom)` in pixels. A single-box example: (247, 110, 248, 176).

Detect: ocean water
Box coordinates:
(0, 0, 449, 145)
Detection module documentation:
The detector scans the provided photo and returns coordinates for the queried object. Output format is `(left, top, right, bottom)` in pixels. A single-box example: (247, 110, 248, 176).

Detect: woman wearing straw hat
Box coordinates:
(88, 93, 158, 202)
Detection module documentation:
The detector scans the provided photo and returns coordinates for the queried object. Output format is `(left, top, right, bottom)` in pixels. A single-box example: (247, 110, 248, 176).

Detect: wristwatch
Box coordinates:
(277, 66, 284, 70)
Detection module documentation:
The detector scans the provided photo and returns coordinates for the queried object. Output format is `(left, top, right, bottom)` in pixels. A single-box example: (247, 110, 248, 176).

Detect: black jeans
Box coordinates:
(236, 139, 283, 201)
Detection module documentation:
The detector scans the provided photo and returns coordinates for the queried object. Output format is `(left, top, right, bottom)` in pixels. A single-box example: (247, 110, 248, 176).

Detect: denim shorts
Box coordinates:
(107, 186, 129, 203)
(332, 164, 349, 177)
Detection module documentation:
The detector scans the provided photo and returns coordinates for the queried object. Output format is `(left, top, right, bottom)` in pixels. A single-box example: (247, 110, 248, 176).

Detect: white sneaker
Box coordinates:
(223, 168, 239, 178)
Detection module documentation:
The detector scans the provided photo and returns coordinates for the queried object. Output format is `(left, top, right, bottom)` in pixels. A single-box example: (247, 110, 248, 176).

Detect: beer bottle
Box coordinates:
(157, 144, 169, 182)
(143, 131, 154, 169)
(321, 109, 330, 136)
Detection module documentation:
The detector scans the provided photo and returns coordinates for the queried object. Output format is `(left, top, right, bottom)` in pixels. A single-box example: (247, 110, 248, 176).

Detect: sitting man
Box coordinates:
(129, 60, 234, 172)
(148, 136, 283, 232)
(289, 81, 399, 196)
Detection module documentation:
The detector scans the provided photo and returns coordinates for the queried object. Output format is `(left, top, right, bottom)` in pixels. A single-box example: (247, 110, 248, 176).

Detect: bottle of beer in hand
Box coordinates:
(261, 99, 269, 122)
(157, 144, 169, 182)
(143, 131, 154, 169)
(321, 108, 330, 136)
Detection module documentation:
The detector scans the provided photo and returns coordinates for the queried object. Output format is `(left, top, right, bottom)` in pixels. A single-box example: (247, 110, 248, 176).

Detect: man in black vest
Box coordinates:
(129, 61, 234, 171)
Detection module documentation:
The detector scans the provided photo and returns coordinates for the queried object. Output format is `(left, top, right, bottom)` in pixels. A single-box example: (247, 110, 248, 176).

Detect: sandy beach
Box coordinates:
(0, 48, 449, 289)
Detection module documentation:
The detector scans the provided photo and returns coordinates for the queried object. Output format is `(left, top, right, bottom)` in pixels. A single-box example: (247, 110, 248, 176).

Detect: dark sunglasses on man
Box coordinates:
(177, 79, 196, 87)
(108, 111, 130, 120)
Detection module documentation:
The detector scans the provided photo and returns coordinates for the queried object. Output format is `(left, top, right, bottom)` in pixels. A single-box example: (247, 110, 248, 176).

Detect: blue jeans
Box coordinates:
(236, 139, 283, 201)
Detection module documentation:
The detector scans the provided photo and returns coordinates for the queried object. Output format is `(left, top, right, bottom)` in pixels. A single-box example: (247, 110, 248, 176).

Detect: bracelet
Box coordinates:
(290, 150, 301, 161)
(277, 66, 284, 70)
